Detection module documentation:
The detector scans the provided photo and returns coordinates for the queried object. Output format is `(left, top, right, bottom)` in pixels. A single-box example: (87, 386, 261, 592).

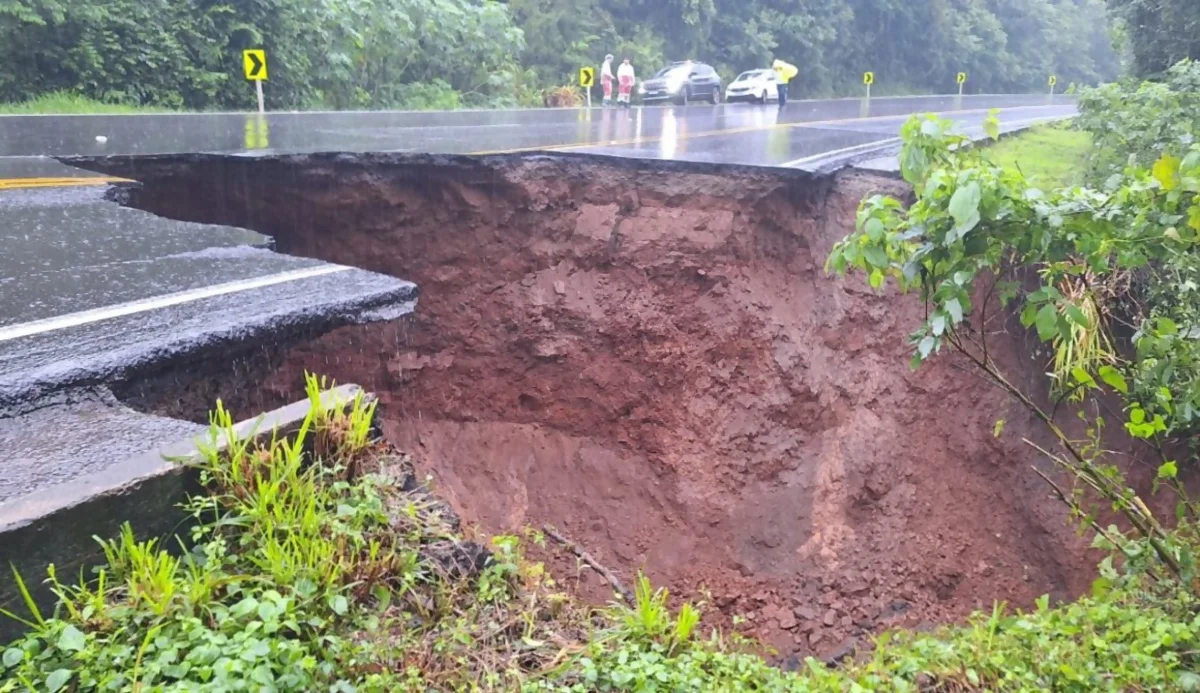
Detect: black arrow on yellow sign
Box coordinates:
(243, 49, 268, 81)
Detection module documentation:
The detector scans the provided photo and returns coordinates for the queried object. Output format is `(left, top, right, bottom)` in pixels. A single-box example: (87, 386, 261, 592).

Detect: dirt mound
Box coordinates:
(99, 152, 1095, 658)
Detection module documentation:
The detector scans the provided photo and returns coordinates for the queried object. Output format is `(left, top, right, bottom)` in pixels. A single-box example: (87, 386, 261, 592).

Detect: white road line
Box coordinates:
(0, 265, 351, 343)
(782, 137, 903, 168)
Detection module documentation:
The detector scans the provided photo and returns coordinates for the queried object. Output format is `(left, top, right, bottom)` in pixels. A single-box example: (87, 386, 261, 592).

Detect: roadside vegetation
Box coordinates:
(0, 0, 1123, 112)
(4, 373, 1200, 691)
(0, 92, 170, 116)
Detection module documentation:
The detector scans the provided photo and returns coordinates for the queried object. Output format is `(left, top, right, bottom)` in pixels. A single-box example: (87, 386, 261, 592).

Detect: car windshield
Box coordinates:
(653, 65, 690, 78)
(736, 70, 769, 81)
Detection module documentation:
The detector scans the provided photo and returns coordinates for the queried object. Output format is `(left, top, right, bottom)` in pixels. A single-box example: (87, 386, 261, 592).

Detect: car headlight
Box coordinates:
(638, 84, 645, 94)
(666, 76, 685, 93)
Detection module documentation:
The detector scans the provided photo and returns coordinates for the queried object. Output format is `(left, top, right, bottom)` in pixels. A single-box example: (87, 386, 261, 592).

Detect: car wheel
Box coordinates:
(680, 88, 689, 106)
(710, 86, 720, 104)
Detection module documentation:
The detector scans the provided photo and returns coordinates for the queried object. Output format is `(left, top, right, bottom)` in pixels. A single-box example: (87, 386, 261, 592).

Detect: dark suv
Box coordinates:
(638, 61, 722, 105)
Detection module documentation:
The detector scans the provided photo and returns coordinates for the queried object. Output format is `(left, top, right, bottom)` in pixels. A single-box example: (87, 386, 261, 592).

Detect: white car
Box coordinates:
(725, 69, 778, 104)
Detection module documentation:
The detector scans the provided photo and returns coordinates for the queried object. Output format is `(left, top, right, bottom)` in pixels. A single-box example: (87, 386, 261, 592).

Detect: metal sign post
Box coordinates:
(862, 72, 875, 117)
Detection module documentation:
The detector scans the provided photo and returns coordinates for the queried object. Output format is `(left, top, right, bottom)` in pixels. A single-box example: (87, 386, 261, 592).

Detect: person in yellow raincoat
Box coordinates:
(772, 58, 798, 107)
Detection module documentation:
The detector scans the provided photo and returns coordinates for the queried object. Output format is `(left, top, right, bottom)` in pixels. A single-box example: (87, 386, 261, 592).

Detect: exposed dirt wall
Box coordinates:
(89, 152, 1095, 659)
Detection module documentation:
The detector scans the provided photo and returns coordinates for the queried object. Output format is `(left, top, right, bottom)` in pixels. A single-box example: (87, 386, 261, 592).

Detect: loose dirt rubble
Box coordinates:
(94, 152, 1099, 659)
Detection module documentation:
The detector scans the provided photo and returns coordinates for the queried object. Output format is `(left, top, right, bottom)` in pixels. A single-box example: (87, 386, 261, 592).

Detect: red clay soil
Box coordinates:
(102, 153, 1099, 658)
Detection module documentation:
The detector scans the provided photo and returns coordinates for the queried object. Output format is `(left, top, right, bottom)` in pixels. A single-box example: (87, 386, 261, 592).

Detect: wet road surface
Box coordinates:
(0, 94, 1072, 164)
(0, 94, 1072, 505)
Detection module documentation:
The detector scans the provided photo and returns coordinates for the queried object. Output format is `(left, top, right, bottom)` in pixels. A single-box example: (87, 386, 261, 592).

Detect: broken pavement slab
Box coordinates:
(0, 384, 367, 640)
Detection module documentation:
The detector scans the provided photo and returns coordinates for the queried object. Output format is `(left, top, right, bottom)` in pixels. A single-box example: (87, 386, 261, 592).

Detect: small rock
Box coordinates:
(778, 610, 798, 630)
(823, 609, 838, 627)
(839, 616, 853, 629)
(793, 605, 817, 621)
(808, 632, 824, 649)
(890, 599, 911, 614)
(752, 590, 771, 603)
(553, 281, 566, 295)
(822, 638, 858, 666)
(845, 579, 871, 596)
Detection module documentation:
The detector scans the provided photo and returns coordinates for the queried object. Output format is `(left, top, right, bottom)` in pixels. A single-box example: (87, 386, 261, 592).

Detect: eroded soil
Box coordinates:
(95, 152, 1095, 658)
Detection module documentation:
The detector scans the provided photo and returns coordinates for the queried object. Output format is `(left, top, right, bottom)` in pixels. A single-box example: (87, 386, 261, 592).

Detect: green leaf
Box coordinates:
(1071, 368, 1097, 389)
(864, 217, 885, 242)
(46, 669, 72, 693)
(918, 335, 936, 360)
(868, 268, 884, 289)
(1063, 303, 1091, 329)
(1098, 365, 1129, 394)
(331, 594, 349, 616)
(993, 419, 1006, 438)
(864, 245, 889, 269)
(1153, 154, 1181, 191)
(1159, 461, 1179, 479)
(946, 297, 964, 324)
(1035, 303, 1059, 341)
(1090, 577, 1112, 598)
(931, 313, 946, 336)
(1130, 407, 1146, 425)
(2, 647, 22, 668)
(58, 625, 86, 653)
(948, 181, 982, 236)
(1020, 302, 1038, 328)
(983, 113, 1000, 140)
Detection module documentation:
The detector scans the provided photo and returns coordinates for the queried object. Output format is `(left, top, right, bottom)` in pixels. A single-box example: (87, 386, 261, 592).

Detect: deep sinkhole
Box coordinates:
(78, 151, 1094, 657)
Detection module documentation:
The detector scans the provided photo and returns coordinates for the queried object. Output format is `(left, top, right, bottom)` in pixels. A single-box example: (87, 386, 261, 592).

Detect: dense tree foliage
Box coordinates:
(0, 0, 1121, 110)
(1107, 0, 1200, 79)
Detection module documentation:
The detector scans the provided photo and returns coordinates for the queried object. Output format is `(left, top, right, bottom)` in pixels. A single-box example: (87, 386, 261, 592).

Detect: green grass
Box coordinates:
(0, 91, 169, 115)
(985, 122, 1092, 188)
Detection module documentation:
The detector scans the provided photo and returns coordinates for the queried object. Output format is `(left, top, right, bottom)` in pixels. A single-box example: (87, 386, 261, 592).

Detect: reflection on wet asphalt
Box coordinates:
(0, 95, 1074, 165)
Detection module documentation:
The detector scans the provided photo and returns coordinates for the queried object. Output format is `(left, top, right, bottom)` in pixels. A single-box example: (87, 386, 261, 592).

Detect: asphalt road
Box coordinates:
(0, 94, 1073, 504)
(0, 93, 1073, 164)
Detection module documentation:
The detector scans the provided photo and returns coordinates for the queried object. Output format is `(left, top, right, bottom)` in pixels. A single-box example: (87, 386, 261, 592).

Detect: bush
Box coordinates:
(1076, 59, 1200, 178)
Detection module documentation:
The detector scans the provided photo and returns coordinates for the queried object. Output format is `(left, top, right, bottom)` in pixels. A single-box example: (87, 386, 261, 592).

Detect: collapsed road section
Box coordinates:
(67, 151, 1094, 658)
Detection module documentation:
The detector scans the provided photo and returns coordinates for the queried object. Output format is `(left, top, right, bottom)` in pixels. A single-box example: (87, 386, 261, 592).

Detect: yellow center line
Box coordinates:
(466, 106, 1048, 156)
(0, 176, 133, 191)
